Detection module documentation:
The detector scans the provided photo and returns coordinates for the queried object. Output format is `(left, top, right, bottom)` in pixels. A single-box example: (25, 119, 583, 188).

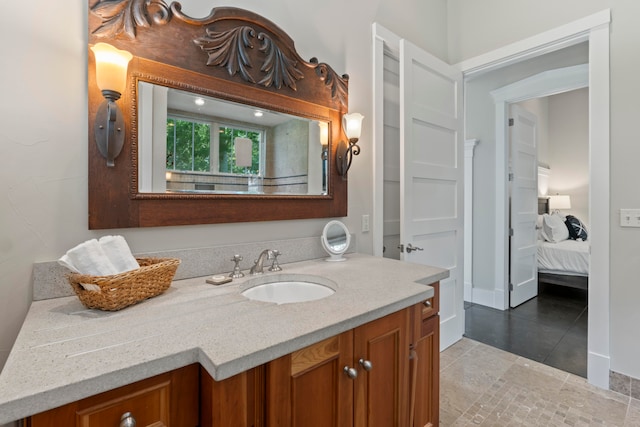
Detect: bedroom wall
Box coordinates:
(465, 43, 588, 299)
(450, 0, 640, 381)
(0, 0, 448, 377)
(547, 88, 590, 225)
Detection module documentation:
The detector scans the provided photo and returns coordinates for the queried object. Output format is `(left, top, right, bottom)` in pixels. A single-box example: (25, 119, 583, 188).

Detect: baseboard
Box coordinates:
(440, 314, 462, 351)
(470, 287, 506, 310)
(588, 350, 610, 389)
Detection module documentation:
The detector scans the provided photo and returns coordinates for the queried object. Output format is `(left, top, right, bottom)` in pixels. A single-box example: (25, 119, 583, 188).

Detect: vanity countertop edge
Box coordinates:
(0, 253, 448, 423)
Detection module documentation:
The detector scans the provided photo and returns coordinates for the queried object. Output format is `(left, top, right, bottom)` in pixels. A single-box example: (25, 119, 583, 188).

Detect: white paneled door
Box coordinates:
(399, 39, 464, 350)
(509, 105, 539, 307)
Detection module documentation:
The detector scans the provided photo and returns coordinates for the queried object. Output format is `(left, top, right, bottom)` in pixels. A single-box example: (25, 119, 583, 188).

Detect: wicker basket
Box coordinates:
(67, 257, 181, 311)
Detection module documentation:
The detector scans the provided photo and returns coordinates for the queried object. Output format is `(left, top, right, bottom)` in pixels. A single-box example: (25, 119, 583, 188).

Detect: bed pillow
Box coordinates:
(565, 215, 588, 240)
(541, 213, 570, 243)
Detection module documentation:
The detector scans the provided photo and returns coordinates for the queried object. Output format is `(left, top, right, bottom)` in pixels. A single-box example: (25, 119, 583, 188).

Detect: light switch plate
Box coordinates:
(620, 209, 640, 227)
(361, 214, 370, 232)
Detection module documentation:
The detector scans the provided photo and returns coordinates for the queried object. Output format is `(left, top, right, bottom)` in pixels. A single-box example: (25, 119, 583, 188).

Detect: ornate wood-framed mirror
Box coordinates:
(88, 1, 349, 229)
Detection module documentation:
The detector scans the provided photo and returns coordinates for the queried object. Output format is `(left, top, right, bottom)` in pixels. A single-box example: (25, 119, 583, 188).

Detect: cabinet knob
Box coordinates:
(358, 358, 373, 371)
(424, 300, 432, 308)
(120, 412, 136, 427)
(343, 366, 358, 379)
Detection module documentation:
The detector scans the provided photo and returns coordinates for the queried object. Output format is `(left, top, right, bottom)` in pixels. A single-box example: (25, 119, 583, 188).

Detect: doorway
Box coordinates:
(372, 10, 610, 388)
(467, 85, 590, 377)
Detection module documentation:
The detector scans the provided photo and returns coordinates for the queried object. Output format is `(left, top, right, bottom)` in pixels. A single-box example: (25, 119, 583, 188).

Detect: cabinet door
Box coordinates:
(200, 365, 264, 427)
(27, 364, 199, 427)
(410, 313, 439, 427)
(353, 309, 410, 427)
(266, 331, 354, 427)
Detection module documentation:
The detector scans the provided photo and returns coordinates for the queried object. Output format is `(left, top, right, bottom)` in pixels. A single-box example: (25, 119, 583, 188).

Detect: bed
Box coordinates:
(537, 197, 589, 290)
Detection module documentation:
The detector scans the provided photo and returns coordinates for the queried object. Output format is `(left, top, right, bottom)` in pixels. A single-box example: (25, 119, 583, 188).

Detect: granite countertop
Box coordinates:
(0, 253, 448, 423)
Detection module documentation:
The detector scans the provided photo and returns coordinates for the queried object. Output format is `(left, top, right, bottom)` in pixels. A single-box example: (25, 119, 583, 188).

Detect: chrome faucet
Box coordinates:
(250, 249, 275, 275)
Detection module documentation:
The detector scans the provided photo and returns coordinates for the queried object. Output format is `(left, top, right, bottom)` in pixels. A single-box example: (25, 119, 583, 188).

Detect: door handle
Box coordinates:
(406, 243, 423, 253)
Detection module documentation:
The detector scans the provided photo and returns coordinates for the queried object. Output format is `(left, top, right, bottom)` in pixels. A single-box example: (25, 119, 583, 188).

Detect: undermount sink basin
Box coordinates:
(241, 275, 336, 304)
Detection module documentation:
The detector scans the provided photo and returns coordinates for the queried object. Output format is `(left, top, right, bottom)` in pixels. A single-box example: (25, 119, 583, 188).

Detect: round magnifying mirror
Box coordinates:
(321, 220, 351, 262)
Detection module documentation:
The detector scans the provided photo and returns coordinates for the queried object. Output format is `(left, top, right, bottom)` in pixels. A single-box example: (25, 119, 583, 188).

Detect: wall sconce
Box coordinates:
(90, 43, 133, 167)
(336, 113, 364, 177)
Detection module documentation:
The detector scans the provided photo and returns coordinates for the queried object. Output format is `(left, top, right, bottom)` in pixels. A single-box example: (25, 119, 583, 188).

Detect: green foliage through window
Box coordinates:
(166, 118, 210, 172)
(166, 118, 261, 175)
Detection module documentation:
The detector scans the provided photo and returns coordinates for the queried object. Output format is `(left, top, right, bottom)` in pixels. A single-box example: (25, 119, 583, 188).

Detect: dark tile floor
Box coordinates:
(464, 283, 588, 378)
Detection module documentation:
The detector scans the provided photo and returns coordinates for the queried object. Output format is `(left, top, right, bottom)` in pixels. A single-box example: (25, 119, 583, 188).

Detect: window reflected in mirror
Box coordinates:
(138, 82, 329, 195)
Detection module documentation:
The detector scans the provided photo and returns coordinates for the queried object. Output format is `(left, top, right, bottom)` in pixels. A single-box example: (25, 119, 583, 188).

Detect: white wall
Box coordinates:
(0, 0, 448, 374)
(450, 0, 640, 380)
(548, 88, 590, 224)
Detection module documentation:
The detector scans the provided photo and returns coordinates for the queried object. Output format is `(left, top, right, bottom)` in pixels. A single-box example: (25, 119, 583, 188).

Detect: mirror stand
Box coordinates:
(321, 220, 351, 262)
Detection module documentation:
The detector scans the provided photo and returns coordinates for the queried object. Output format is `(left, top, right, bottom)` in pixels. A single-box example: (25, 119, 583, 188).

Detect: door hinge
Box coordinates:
(509, 118, 514, 126)
(508, 172, 514, 181)
(509, 228, 514, 236)
(509, 283, 514, 291)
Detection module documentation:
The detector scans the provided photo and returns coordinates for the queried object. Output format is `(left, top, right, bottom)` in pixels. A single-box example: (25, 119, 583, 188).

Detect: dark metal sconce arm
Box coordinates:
(94, 90, 125, 167)
(336, 138, 361, 178)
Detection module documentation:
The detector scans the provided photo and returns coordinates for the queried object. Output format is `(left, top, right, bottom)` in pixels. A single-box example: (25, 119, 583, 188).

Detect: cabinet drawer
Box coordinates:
(420, 281, 439, 319)
(74, 380, 170, 427)
(28, 364, 199, 427)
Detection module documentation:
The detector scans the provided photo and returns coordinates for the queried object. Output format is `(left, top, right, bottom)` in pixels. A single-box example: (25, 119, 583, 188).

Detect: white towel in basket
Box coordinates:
(58, 236, 139, 276)
(98, 235, 140, 273)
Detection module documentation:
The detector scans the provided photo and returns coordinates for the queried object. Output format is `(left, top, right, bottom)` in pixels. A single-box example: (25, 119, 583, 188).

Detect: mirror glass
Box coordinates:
(321, 220, 351, 262)
(137, 82, 329, 195)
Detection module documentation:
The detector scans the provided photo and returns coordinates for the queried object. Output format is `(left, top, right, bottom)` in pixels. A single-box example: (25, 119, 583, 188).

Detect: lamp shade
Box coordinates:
(318, 121, 329, 146)
(549, 194, 571, 210)
(343, 113, 364, 141)
(91, 43, 133, 94)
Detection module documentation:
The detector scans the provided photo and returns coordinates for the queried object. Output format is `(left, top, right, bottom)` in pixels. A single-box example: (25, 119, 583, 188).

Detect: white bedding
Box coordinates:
(537, 239, 589, 276)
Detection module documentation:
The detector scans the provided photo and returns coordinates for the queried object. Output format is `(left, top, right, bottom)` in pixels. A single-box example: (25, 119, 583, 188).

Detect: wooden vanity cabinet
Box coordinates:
(409, 281, 440, 427)
(266, 331, 355, 426)
(200, 365, 265, 427)
(26, 284, 439, 427)
(26, 364, 199, 427)
(265, 308, 411, 427)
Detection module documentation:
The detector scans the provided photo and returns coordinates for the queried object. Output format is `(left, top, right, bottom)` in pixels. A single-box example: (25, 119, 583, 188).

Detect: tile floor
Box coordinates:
(464, 284, 588, 377)
(440, 338, 640, 426)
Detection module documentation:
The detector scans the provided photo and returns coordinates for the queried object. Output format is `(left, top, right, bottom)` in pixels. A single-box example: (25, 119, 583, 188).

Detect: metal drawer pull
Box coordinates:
(120, 412, 136, 427)
(424, 300, 432, 308)
(359, 358, 373, 371)
(344, 366, 358, 379)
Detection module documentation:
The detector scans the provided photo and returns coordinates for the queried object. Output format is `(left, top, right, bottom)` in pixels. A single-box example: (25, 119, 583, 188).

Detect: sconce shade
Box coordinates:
(318, 121, 329, 147)
(343, 113, 364, 141)
(549, 194, 571, 210)
(91, 43, 133, 94)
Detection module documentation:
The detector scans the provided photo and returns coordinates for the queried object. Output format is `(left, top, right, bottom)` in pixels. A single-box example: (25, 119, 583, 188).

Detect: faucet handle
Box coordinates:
(269, 250, 282, 272)
(230, 254, 245, 278)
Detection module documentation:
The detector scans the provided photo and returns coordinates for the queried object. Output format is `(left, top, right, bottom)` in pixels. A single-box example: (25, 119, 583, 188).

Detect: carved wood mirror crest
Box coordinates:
(88, 0, 350, 229)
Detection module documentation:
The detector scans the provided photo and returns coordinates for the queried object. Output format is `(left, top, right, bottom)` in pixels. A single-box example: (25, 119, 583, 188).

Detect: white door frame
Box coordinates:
(372, 23, 401, 258)
(490, 63, 589, 309)
(461, 11, 610, 389)
(372, 9, 610, 388)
